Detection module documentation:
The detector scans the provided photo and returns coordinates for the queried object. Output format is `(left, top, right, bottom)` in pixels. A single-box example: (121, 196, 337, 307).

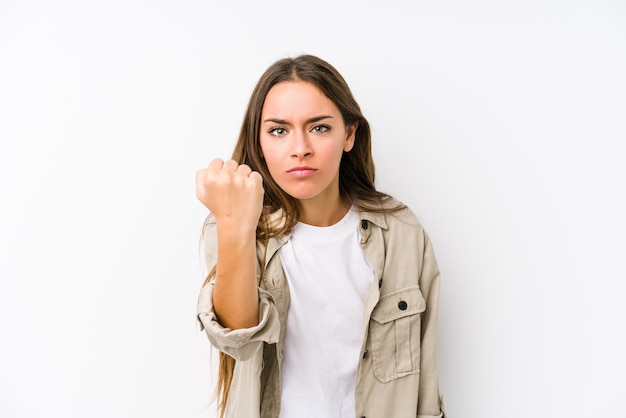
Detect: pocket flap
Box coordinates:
(371, 285, 426, 324)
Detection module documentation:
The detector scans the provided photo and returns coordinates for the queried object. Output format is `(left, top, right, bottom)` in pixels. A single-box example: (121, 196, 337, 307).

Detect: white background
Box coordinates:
(1, 1, 625, 417)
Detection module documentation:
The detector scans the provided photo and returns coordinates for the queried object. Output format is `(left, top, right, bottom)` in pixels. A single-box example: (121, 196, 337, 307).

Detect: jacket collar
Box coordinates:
(266, 205, 389, 232)
(260, 209, 291, 269)
(261, 205, 388, 267)
(359, 210, 388, 230)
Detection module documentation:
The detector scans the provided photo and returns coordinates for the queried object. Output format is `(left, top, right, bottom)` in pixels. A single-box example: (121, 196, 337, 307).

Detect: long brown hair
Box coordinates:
(205, 54, 403, 417)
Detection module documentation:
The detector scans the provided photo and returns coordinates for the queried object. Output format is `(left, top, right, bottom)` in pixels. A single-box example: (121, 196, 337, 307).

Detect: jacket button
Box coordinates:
(398, 300, 408, 310)
(378, 278, 383, 288)
(361, 220, 368, 230)
(362, 349, 369, 359)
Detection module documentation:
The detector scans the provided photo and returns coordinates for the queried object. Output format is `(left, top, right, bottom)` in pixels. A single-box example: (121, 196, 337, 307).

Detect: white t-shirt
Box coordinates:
(278, 207, 374, 418)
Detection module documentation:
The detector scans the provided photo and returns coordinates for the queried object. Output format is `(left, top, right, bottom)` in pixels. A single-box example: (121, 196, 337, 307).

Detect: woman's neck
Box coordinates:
(297, 196, 352, 227)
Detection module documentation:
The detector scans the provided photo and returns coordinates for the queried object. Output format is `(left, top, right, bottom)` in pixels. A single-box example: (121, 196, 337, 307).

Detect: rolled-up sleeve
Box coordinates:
(197, 282, 281, 361)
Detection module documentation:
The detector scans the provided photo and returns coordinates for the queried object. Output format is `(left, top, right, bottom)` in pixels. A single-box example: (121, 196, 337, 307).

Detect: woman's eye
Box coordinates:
(269, 127, 287, 136)
(311, 124, 330, 134)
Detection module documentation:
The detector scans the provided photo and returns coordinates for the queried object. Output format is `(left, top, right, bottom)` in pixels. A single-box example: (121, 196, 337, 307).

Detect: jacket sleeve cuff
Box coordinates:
(417, 395, 447, 418)
(197, 283, 280, 361)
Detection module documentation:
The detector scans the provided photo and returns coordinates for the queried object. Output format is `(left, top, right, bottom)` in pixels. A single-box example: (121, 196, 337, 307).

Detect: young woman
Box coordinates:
(196, 54, 446, 418)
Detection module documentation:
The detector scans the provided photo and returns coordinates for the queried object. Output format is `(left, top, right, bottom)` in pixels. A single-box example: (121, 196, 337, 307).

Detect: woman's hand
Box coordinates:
(196, 158, 264, 232)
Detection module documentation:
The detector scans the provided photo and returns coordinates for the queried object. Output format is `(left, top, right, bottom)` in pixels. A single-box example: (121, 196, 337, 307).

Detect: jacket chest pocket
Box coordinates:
(369, 285, 426, 383)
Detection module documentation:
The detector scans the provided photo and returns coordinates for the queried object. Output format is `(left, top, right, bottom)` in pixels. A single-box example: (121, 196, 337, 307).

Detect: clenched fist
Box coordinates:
(196, 158, 264, 232)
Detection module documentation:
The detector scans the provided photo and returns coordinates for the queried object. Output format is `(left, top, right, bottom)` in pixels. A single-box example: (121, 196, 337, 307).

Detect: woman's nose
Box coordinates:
(291, 131, 313, 158)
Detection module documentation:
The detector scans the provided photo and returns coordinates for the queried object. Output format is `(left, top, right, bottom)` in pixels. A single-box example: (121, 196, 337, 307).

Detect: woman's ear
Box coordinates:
(343, 123, 357, 152)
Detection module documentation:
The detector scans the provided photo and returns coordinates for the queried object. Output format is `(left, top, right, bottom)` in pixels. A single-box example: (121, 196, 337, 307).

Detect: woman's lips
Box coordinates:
(287, 167, 317, 177)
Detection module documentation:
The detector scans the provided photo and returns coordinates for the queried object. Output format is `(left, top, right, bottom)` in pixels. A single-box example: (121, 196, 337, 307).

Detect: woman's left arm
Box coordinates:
(417, 230, 447, 418)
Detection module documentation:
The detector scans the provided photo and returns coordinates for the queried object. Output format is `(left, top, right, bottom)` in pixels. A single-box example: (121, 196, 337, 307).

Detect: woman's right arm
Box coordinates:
(196, 158, 264, 329)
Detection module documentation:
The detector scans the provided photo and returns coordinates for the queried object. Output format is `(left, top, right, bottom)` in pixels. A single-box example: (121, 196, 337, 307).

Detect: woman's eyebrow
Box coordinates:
(263, 115, 334, 124)
(307, 115, 334, 123)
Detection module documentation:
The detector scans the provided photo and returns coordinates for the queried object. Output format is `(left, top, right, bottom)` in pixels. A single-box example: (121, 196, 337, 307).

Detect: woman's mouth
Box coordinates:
(287, 166, 317, 177)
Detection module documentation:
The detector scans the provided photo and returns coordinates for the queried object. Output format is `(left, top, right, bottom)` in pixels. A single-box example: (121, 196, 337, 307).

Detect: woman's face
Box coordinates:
(259, 81, 355, 206)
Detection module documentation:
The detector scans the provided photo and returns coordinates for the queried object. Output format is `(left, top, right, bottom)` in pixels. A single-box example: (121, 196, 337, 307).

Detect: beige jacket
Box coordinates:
(197, 203, 447, 418)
